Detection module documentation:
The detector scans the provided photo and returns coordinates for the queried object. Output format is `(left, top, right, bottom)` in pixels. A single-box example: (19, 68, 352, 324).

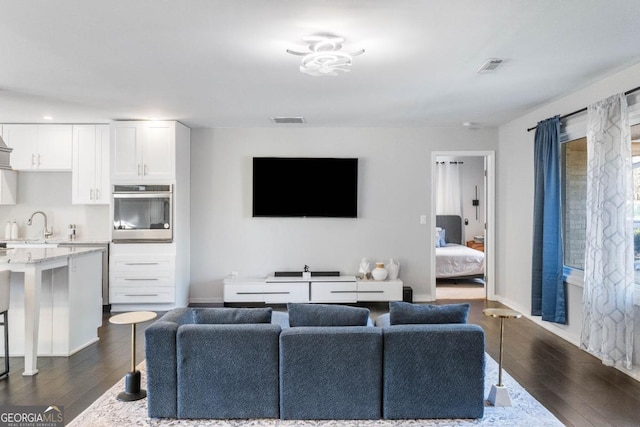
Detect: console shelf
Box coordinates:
(223, 276, 403, 304)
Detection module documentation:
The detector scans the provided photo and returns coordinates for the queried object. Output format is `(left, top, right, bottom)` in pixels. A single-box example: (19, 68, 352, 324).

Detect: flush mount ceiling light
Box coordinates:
(286, 34, 364, 77)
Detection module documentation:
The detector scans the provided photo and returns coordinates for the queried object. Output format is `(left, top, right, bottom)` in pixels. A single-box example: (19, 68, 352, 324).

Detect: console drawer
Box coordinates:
(311, 281, 357, 303)
(357, 280, 403, 301)
(264, 283, 309, 303)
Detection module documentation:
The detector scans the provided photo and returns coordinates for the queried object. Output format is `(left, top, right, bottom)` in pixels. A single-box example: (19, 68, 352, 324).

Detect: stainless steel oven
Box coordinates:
(112, 184, 173, 242)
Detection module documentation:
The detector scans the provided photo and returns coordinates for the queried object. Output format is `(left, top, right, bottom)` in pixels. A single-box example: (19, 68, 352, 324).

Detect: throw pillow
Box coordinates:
(434, 227, 447, 247)
(193, 307, 273, 324)
(287, 303, 370, 327)
(389, 301, 469, 325)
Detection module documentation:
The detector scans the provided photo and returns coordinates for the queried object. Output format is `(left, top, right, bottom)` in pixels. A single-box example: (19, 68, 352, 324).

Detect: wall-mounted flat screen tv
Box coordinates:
(252, 157, 358, 218)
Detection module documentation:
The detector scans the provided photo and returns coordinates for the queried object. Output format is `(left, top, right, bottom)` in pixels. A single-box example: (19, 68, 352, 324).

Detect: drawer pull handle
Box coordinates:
(124, 293, 159, 296)
(125, 262, 160, 265)
(238, 291, 289, 295)
(124, 278, 159, 281)
(330, 290, 356, 294)
(357, 291, 384, 294)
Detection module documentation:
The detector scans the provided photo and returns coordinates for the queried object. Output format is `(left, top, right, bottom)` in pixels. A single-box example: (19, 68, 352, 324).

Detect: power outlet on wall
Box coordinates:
(420, 215, 427, 225)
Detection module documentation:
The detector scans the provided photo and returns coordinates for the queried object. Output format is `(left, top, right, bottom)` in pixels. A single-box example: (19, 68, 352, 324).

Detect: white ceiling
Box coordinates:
(1, 0, 640, 129)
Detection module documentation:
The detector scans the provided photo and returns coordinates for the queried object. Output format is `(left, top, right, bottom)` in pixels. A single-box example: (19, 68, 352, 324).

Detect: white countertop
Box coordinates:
(1, 238, 110, 245)
(0, 246, 105, 264)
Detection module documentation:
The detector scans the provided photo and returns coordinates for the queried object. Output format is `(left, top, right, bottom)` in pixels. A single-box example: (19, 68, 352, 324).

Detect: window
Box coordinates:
(561, 137, 587, 271)
(561, 124, 640, 289)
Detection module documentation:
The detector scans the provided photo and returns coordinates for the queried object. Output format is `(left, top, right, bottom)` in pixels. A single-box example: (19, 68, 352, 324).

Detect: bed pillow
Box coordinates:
(193, 307, 273, 324)
(435, 227, 446, 247)
(389, 301, 469, 325)
(287, 303, 370, 327)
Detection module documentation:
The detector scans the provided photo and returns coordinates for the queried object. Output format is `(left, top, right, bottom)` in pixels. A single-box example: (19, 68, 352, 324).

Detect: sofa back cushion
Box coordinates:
(287, 303, 370, 327)
(193, 307, 272, 324)
(389, 301, 469, 325)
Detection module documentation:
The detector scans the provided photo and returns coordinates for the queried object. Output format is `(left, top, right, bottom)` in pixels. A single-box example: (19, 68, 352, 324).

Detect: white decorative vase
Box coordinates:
(387, 258, 400, 280)
(372, 263, 388, 281)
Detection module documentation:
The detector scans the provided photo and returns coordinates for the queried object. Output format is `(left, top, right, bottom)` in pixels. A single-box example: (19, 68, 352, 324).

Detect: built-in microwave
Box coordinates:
(112, 184, 173, 243)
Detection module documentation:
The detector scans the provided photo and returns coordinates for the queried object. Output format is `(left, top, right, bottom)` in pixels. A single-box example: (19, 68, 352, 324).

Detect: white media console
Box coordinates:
(223, 275, 403, 304)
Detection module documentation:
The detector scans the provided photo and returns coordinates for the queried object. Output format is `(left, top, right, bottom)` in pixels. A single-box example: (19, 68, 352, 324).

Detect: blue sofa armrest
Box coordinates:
(382, 323, 485, 419)
(177, 323, 281, 419)
(279, 326, 383, 420)
(145, 308, 194, 418)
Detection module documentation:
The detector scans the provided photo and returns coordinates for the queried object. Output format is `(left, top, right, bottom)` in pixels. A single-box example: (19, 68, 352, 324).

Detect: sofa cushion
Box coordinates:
(193, 307, 272, 324)
(287, 303, 370, 327)
(389, 301, 469, 325)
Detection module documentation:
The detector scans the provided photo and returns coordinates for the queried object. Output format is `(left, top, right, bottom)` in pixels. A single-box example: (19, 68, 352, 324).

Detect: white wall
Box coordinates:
(190, 127, 497, 303)
(0, 172, 110, 241)
(497, 61, 640, 376)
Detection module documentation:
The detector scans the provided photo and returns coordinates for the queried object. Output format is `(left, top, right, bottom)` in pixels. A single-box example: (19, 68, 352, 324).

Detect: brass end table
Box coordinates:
(483, 308, 521, 406)
(109, 311, 157, 401)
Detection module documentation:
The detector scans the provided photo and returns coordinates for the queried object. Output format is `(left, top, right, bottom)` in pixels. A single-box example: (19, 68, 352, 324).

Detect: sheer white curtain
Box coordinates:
(581, 93, 634, 369)
(435, 161, 463, 216)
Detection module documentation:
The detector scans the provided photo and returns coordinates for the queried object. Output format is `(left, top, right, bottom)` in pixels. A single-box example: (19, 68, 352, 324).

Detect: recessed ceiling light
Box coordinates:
(43, 115, 53, 120)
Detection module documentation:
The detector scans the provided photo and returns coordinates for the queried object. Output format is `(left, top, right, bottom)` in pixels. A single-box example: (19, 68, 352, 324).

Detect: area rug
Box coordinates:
(68, 354, 563, 426)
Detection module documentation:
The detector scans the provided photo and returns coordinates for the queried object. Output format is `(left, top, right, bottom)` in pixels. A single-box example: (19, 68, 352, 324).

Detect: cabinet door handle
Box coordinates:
(37, 154, 41, 166)
(95, 189, 100, 200)
(125, 262, 159, 265)
(124, 278, 159, 281)
(137, 164, 142, 176)
(31, 154, 36, 167)
(144, 164, 148, 176)
(125, 293, 159, 297)
(90, 189, 95, 200)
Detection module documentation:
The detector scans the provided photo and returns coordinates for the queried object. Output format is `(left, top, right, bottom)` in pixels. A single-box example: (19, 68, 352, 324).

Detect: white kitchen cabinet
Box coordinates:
(1, 124, 72, 170)
(72, 125, 110, 204)
(109, 254, 176, 304)
(111, 121, 176, 182)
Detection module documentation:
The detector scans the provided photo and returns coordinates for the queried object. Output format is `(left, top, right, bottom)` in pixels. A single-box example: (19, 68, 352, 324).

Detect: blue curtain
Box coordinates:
(531, 116, 566, 324)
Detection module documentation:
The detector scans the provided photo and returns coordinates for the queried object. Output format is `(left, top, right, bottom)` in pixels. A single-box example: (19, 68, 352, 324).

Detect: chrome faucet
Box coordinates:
(27, 211, 53, 240)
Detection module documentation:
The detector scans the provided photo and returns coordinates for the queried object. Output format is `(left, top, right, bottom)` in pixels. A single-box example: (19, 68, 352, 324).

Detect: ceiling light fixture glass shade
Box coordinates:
(287, 34, 364, 77)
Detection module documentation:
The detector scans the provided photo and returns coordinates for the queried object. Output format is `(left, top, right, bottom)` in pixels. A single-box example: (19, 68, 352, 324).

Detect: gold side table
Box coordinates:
(483, 308, 521, 407)
(109, 311, 157, 401)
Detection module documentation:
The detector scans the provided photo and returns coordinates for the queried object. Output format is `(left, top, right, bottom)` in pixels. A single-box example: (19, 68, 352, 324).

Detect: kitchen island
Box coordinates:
(0, 246, 104, 375)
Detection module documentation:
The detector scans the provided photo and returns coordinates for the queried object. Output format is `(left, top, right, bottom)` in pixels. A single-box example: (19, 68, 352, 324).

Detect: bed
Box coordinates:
(435, 215, 485, 279)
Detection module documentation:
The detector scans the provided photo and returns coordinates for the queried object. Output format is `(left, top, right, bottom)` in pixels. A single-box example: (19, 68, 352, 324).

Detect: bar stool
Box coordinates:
(0, 270, 10, 378)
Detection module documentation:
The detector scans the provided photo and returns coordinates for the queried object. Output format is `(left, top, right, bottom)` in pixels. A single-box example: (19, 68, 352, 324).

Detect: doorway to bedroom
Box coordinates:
(430, 151, 495, 301)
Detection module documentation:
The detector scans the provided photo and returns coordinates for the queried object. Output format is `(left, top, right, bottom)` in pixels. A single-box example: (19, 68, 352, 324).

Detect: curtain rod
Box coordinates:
(526, 85, 640, 132)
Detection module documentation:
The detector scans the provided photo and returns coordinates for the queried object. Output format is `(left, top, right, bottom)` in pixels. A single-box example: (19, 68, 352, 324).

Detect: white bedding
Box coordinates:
(435, 244, 485, 278)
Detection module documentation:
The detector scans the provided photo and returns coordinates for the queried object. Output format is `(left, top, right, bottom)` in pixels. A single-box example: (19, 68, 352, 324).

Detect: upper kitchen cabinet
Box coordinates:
(111, 121, 176, 183)
(72, 125, 110, 204)
(1, 124, 73, 171)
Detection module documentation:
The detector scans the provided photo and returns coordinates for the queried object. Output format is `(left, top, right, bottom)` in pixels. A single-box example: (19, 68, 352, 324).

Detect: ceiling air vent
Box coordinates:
(477, 58, 503, 73)
(271, 116, 305, 124)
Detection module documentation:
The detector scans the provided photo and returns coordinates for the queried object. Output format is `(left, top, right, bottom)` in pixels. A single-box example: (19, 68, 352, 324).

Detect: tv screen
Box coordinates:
(252, 157, 358, 218)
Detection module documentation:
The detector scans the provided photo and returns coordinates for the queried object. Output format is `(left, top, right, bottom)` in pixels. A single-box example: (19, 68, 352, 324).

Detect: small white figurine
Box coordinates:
(359, 258, 371, 280)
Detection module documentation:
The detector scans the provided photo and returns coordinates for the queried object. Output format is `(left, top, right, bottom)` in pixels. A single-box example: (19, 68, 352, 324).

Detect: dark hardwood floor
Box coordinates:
(1, 299, 639, 425)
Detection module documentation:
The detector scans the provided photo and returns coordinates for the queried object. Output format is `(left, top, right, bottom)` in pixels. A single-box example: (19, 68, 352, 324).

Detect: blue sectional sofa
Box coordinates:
(145, 303, 485, 420)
